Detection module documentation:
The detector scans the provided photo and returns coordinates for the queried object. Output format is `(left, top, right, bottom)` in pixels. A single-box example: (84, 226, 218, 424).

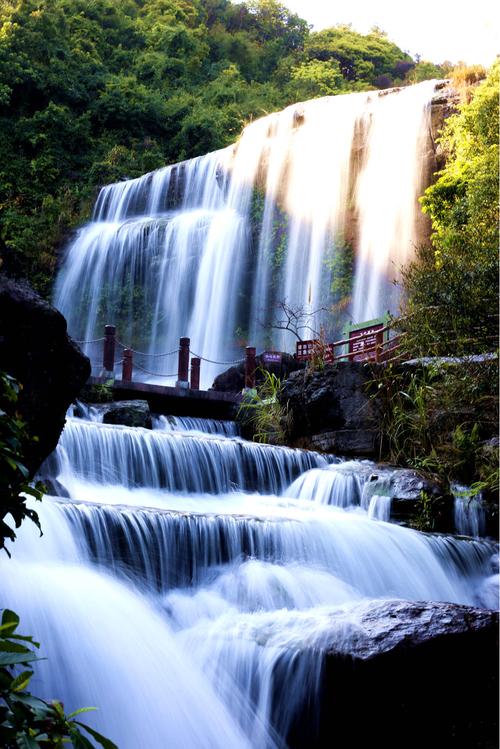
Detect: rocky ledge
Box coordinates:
(212, 352, 305, 392)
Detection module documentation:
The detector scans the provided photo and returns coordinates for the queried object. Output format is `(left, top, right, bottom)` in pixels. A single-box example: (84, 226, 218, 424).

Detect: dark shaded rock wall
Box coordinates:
(0, 274, 90, 473)
(280, 362, 380, 456)
(277, 599, 499, 749)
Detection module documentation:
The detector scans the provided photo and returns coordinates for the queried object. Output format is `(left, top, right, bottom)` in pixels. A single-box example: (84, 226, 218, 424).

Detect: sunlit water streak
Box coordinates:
(54, 82, 439, 386)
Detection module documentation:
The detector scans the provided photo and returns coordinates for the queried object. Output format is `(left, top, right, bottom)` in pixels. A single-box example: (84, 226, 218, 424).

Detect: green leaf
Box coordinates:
(10, 669, 33, 691)
(0, 651, 41, 666)
(12, 693, 50, 711)
(15, 735, 40, 749)
(0, 640, 32, 653)
(75, 722, 119, 749)
(1, 609, 20, 634)
(67, 707, 97, 719)
(69, 728, 97, 749)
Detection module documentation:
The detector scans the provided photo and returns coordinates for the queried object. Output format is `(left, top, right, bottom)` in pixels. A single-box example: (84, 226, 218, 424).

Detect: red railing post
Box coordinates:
(103, 325, 116, 374)
(190, 357, 200, 390)
(177, 337, 190, 388)
(122, 348, 133, 382)
(245, 346, 256, 389)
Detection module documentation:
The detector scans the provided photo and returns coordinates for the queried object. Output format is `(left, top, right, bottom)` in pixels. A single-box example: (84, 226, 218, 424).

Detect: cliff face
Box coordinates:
(0, 274, 90, 474)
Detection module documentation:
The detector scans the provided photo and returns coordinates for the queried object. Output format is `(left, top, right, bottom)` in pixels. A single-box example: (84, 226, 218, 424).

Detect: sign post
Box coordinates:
(343, 314, 390, 362)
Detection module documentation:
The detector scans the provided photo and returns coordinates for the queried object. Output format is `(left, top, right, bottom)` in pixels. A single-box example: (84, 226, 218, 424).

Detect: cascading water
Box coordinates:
(2, 410, 497, 748)
(54, 81, 439, 386)
(452, 483, 488, 537)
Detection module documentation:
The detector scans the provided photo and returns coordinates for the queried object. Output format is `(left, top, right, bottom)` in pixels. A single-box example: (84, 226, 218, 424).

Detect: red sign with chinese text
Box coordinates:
(348, 324, 383, 361)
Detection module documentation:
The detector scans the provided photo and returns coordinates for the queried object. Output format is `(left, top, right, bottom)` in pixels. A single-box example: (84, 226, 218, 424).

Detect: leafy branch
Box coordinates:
(0, 609, 117, 749)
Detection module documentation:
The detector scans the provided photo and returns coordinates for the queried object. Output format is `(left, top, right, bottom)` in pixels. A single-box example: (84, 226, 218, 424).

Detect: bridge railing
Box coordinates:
(296, 325, 406, 365)
(74, 322, 406, 394)
(74, 326, 258, 390)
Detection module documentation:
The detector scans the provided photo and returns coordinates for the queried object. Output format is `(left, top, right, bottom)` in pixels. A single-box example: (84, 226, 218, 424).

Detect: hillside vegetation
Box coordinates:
(380, 62, 499, 502)
(0, 0, 449, 294)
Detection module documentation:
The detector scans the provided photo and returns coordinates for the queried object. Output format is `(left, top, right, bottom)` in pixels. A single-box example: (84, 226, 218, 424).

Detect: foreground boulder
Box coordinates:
(0, 274, 90, 473)
(273, 599, 499, 749)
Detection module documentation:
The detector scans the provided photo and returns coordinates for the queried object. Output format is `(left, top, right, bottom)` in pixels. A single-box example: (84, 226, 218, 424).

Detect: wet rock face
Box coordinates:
(102, 400, 152, 429)
(366, 466, 454, 530)
(0, 274, 90, 473)
(280, 599, 499, 749)
(280, 363, 381, 456)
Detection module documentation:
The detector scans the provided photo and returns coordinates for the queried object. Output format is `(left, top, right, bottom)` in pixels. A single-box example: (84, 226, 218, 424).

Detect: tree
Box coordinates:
(289, 59, 344, 99)
(400, 60, 499, 356)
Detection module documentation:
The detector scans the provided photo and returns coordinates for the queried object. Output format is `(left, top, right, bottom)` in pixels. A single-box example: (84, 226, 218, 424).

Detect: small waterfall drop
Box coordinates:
(54, 82, 439, 384)
(453, 484, 487, 537)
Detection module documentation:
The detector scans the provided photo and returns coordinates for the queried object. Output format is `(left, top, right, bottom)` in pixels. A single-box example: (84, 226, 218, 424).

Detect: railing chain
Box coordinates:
(189, 351, 244, 366)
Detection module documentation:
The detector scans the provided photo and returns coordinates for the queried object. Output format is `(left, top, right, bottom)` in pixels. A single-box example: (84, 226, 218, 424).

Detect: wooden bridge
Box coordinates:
(77, 321, 402, 418)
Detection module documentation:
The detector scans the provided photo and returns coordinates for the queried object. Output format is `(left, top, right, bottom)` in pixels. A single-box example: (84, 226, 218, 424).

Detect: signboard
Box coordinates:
(262, 351, 282, 365)
(296, 341, 334, 362)
(348, 324, 383, 362)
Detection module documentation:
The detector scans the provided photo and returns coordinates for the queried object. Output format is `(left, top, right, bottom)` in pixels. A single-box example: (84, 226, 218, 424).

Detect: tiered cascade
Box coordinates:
(2, 411, 497, 748)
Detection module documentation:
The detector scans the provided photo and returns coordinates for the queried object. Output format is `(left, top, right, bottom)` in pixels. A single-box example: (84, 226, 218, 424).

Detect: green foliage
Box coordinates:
(408, 59, 452, 84)
(0, 609, 117, 749)
(372, 358, 499, 503)
(410, 490, 441, 532)
(303, 24, 415, 89)
(325, 238, 354, 335)
(237, 368, 290, 443)
(0, 1, 429, 295)
(0, 372, 44, 554)
(401, 61, 499, 357)
(79, 381, 114, 404)
(289, 59, 344, 99)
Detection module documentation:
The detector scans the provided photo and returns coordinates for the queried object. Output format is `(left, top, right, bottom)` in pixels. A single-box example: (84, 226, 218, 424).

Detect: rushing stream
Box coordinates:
(2, 412, 497, 748)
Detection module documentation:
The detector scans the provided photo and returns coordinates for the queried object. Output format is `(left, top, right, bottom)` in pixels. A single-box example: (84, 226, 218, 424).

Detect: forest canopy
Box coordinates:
(0, 0, 450, 294)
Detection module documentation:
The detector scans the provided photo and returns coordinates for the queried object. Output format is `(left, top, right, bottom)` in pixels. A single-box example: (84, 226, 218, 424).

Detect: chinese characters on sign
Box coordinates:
(348, 324, 384, 361)
(262, 352, 282, 365)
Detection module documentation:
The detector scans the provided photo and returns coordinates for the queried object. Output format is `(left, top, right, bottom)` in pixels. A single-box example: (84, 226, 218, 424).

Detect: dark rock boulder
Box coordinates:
(212, 352, 304, 392)
(280, 362, 381, 456)
(276, 599, 499, 749)
(310, 428, 378, 456)
(0, 274, 90, 473)
(102, 400, 152, 429)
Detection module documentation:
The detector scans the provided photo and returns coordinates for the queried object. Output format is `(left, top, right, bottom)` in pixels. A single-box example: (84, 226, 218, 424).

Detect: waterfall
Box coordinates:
(153, 413, 239, 436)
(44, 417, 329, 495)
(3, 410, 497, 747)
(54, 81, 439, 386)
(452, 484, 487, 537)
